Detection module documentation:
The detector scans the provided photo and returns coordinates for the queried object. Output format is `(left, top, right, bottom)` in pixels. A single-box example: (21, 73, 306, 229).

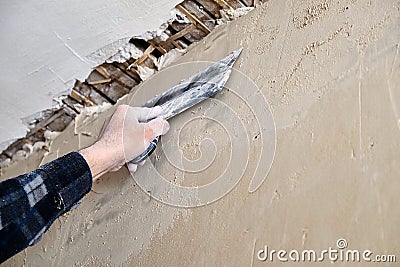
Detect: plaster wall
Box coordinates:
(0, 0, 181, 150)
(1, 0, 400, 266)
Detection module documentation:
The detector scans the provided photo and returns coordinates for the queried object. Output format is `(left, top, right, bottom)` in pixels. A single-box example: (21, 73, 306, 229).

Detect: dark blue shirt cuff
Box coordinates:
(0, 152, 92, 263)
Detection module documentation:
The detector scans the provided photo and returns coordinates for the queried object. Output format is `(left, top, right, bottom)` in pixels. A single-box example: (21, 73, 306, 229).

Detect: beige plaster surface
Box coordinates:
(1, 0, 400, 266)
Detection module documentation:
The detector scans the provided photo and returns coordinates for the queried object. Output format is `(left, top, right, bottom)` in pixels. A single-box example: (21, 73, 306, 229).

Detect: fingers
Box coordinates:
(131, 106, 163, 122)
(143, 118, 170, 142)
(98, 114, 112, 138)
(109, 165, 122, 172)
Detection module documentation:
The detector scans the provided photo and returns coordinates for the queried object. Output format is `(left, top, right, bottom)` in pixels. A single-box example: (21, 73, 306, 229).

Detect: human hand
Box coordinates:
(80, 105, 169, 181)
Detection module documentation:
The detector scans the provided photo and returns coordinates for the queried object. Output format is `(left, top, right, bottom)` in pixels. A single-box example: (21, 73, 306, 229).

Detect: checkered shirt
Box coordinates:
(0, 152, 92, 262)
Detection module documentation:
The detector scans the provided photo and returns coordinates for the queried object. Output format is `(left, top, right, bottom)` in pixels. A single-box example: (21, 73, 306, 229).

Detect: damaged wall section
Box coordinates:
(0, 0, 183, 149)
(0, 0, 257, 170)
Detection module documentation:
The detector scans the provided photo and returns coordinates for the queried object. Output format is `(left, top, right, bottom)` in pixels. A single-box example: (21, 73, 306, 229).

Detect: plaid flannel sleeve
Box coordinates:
(0, 152, 92, 263)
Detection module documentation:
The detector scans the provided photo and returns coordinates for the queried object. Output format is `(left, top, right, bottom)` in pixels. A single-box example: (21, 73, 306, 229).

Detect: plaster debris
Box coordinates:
(139, 28, 170, 42)
(12, 150, 28, 161)
(137, 8, 191, 41)
(0, 158, 11, 169)
(43, 130, 62, 141)
(170, 8, 191, 24)
(154, 48, 187, 70)
(12, 142, 49, 162)
(136, 65, 156, 81)
(0, 139, 17, 155)
(220, 7, 254, 21)
(89, 6, 190, 65)
(105, 43, 144, 63)
(79, 102, 113, 117)
(1, 0, 258, 161)
(52, 90, 72, 109)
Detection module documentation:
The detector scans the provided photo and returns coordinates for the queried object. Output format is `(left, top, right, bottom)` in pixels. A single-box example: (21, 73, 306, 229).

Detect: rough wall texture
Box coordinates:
(2, 0, 400, 266)
(0, 0, 181, 149)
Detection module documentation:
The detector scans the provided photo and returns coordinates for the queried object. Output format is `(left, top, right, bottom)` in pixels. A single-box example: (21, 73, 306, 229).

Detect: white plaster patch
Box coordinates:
(0, 0, 182, 149)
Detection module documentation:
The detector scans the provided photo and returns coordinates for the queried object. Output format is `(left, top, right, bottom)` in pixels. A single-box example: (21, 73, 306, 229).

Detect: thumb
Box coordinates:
(143, 118, 170, 142)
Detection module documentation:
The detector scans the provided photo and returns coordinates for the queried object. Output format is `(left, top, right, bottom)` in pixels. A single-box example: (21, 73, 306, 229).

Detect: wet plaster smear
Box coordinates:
(2, 0, 400, 266)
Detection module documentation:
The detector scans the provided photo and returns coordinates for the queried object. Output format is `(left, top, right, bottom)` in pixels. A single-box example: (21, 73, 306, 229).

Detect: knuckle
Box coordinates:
(144, 124, 155, 141)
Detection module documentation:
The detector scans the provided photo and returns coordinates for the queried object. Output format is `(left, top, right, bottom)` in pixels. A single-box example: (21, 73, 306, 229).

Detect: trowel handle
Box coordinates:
(129, 136, 159, 164)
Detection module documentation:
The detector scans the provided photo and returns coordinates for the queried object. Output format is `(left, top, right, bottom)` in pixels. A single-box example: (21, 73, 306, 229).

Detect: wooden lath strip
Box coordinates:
(70, 89, 95, 106)
(138, 45, 155, 65)
(161, 24, 196, 46)
(95, 66, 111, 78)
(119, 62, 142, 81)
(224, 0, 245, 8)
(128, 45, 155, 69)
(169, 21, 205, 42)
(88, 78, 112, 85)
(96, 66, 111, 79)
(212, 0, 234, 9)
(147, 39, 168, 55)
(114, 62, 142, 82)
(171, 40, 184, 49)
(176, 4, 211, 34)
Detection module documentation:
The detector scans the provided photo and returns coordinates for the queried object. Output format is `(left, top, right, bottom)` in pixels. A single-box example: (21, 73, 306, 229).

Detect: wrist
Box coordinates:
(79, 143, 111, 181)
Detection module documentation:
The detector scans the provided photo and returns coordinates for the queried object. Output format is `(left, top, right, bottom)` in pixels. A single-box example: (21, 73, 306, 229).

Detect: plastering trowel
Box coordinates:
(129, 48, 242, 164)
